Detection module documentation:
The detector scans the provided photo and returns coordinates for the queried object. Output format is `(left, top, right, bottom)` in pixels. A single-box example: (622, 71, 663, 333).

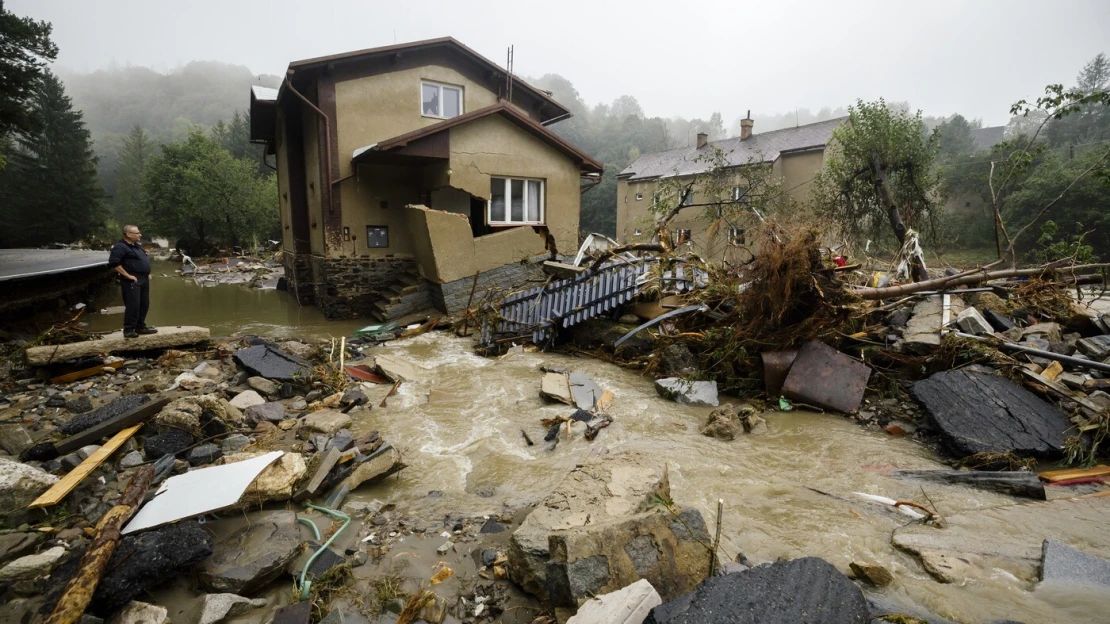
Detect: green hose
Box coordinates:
(297, 517, 321, 541)
(297, 503, 351, 601)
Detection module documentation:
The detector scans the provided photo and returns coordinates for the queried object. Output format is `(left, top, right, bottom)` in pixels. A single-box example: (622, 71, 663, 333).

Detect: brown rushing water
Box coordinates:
(88, 269, 1110, 623)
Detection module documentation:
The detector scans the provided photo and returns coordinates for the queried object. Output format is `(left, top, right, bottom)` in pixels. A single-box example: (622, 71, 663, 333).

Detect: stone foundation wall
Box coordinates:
(436, 255, 549, 314)
(309, 255, 420, 319)
(282, 252, 315, 306)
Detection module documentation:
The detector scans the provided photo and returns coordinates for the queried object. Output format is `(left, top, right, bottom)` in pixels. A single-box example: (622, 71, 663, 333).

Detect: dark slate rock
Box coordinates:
(866, 594, 959, 624)
(58, 395, 150, 436)
(151, 453, 176, 484)
(645, 557, 869, 624)
(233, 345, 311, 382)
(46, 396, 66, 408)
(480, 519, 506, 534)
(340, 389, 368, 407)
(326, 429, 354, 452)
(245, 401, 285, 424)
(198, 510, 302, 594)
(911, 370, 1071, 457)
(887, 307, 913, 328)
(187, 443, 223, 466)
(481, 549, 498, 567)
(143, 428, 194, 459)
(299, 544, 345, 581)
(1040, 539, 1110, 588)
(0, 532, 42, 565)
(660, 343, 700, 377)
(983, 309, 1015, 332)
(64, 396, 94, 413)
(21, 441, 59, 462)
(42, 521, 212, 617)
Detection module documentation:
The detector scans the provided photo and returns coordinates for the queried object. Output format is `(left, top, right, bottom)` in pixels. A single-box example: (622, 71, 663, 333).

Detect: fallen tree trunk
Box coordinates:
(854, 263, 1110, 300)
(44, 465, 154, 624)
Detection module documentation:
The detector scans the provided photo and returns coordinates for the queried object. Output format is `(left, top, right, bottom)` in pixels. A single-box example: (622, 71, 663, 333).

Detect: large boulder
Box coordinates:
(0, 424, 34, 456)
(346, 445, 405, 490)
(194, 593, 266, 624)
(509, 452, 710, 606)
(644, 557, 869, 624)
(0, 457, 58, 513)
(197, 511, 303, 594)
(911, 370, 1071, 456)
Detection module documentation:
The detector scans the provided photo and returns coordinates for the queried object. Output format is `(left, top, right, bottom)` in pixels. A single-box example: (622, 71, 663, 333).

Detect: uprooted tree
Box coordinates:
(810, 99, 942, 281)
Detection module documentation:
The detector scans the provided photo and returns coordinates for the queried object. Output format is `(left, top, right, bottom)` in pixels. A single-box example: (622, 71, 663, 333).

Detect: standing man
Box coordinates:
(108, 225, 157, 338)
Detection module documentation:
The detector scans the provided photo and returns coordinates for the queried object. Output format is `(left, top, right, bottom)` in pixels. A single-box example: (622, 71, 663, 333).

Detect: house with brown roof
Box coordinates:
(249, 37, 601, 319)
(616, 116, 845, 261)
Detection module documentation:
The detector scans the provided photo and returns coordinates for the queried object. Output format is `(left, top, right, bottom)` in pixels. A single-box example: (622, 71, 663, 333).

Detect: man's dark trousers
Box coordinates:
(121, 275, 150, 332)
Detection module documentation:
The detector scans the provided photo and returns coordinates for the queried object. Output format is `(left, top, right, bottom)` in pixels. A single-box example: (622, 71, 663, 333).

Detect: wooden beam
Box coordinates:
(30, 424, 143, 509)
(53, 397, 169, 456)
(49, 361, 123, 385)
(1040, 465, 1110, 483)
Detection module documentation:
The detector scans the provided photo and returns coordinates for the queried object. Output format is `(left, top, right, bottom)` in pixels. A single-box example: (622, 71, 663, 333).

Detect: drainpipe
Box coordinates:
(542, 111, 573, 127)
(284, 72, 339, 212)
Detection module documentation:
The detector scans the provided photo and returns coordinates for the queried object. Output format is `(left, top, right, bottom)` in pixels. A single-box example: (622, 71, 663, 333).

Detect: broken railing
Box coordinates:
(481, 257, 653, 346)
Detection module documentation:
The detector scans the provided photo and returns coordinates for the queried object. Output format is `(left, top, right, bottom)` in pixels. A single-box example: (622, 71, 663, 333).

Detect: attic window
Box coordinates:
(422, 81, 462, 119)
(635, 193, 643, 201)
(488, 176, 544, 225)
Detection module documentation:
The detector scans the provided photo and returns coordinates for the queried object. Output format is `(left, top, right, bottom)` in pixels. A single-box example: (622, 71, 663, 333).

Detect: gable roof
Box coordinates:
(352, 103, 603, 174)
(287, 37, 570, 123)
(619, 117, 847, 181)
(971, 125, 1006, 151)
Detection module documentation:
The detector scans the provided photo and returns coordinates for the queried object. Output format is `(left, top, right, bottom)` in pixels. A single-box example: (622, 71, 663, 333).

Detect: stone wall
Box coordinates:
(310, 255, 421, 319)
(281, 252, 315, 306)
(435, 255, 548, 314)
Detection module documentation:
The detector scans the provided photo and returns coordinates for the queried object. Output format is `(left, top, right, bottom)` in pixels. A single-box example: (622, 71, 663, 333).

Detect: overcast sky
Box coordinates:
(10, 0, 1110, 127)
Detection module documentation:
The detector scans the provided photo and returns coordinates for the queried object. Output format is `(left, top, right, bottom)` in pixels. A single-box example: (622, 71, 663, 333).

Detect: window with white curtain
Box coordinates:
(421, 81, 463, 119)
(488, 177, 544, 225)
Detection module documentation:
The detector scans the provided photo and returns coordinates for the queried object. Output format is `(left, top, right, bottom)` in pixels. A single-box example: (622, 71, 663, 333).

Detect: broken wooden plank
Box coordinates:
(49, 360, 123, 385)
(30, 424, 143, 509)
(894, 469, 1046, 500)
(379, 381, 401, 408)
(344, 365, 388, 384)
(53, 397, 169, 456)
(1040, 465, 1110, 483)
(400, 318, 438, 339)
(292, 447, 342, 503)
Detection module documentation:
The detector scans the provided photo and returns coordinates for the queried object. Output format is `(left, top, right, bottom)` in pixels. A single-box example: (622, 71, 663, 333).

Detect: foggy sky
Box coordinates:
(10, 0, 1110, 127)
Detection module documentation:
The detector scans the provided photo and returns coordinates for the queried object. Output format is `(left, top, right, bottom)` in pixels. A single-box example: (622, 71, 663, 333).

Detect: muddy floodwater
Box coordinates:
(89, 271, 1110, 623)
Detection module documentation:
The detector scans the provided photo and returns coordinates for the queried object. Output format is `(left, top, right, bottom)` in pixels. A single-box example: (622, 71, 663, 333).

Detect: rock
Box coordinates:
(436, 541, 453, 555)
(1040, 539, 1110, 588)
(219, 451, 306, 505)
(982, 308, 1016, 332)
(195, 593, 267, 624)
(247, 376, 279, 396)
(58, 395, 150, 436)
(509, 452, 709, 606)
(1077, 335, 1110, 360)
(221, 434, 251, 455)
(701, 404, 741, 440)
(1022, 322, 1063, 343)
(849, 561, 893, 587)
(302, 409, 352, 435)
(567, 578, 662, 624)
(142, 428, 193, 459)
(342, 500, 384, 516)
(327, 429, 354, 452)
(374, 353, 423, 382)
(22, 327, 210, 366)
(892, 497, 1110, 585)
(244, 401, 285, 424)
(305, 389, 323, 402)
(886, 307, 912, 327)
(654, 378, 718, 407)
(740, 410, 767, 435)
(47, 395, 67, 408)
(644, 557, 869, 624)
(289, 398, 308, 411)
(346, 445, 404, 489)
(1057, 372, 1087, 390)
(0, 424, 34, 456)
(187, 444, 223, 466)
(781, 341, 872, 413)
(540, 371, 574, 405)
(107, 601, 168, 624)
(118, 451, 144, 469)
(291, 544, 345, 581)
(569, 371, 605, 410)
(956, 307, 994, 336)
(659, 344, 699, 378)
(271, 602, 312, 624)
(911, 370, 1071, 456)
(480, 519, 506, 534)
(618, 314, 640, 325)
(65, 396, 94, 413)
(229, 390, 266, 410)
(903, 296, 965, 353)
(0, 532, 42, 565)
(279, 340, 314, 359)
(233, 344, 311, 382)
(339, 389, 368, 407)
(0, 457, 59, 513)
(198, 511, 302, 594)
(0, 546, 66, 581)
(60, 451, 84, 471)
(893, 470, 1045, 499)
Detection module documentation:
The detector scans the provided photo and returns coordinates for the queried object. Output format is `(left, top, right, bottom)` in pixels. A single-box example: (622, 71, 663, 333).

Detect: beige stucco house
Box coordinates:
(616, 117, 845, 261)
(250, 38, 602, 319)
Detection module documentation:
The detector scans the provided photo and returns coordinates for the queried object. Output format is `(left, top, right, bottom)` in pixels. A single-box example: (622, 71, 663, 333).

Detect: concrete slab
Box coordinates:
(0, 249, 108, 281)
(567, 578, 661, 624)
(25, 326, 210, 366)
(1041, 539, 1110, 588)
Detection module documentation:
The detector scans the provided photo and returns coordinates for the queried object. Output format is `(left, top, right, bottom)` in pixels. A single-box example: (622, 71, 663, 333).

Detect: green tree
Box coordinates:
(936, 114, 977, 157)
(0, 71, 104, 247)
(113, 124, 152, 224)
(1045, 53, 1110, 147)
(810, 98, 942, 278)
(0, 0, 58, 170)
(143, 131, 277, 249)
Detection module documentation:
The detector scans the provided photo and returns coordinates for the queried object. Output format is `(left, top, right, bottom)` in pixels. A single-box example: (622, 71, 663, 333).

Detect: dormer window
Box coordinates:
(422, 81, 462, 119)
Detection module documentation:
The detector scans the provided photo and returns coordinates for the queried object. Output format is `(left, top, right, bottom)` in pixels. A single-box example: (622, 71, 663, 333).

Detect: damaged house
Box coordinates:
(249, 37, 602, 320)
(615, 116, 845, 261)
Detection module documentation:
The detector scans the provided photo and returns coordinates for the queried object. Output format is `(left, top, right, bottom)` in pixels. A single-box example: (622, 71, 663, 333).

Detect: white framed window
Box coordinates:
(680, 190, 694, 206)
(421, 81, 463, 119)
(728, 227, 745, 246)
(488, 176, 544, 225)
(633, 228, 643, 236)
(635, 193, 643, 201)
(731, 186, 747, 202)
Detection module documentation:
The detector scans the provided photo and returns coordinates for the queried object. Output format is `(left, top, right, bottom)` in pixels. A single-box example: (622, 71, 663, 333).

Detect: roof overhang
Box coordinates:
(249, 85, 278, 153)
(352, 104, 603, 175)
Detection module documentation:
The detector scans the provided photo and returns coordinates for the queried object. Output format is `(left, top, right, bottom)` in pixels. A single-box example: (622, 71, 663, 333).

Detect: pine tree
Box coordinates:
(113, 124, 152, 224)
(0, 71, 104, 246)
(0, 1, 58, 171)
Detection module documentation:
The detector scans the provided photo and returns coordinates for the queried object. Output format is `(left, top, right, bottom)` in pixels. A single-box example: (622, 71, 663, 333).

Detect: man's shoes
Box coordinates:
(137, 327, 158, 335)
(124, 330, 139, 338)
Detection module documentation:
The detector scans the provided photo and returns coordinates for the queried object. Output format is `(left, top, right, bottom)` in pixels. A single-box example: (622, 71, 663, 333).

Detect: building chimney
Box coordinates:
(696, 132, 708, 149)
(740, 110, 754, 140)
